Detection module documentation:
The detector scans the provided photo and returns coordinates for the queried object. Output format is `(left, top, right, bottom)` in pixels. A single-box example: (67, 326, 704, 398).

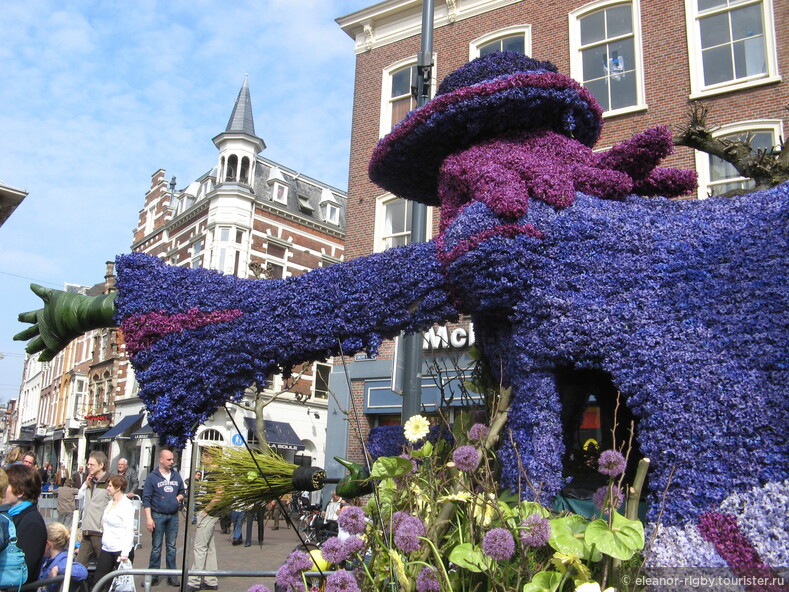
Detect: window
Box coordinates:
(272, 182, 288, 204)
(240, 157, 250, 184)
(226, 155, 238, 182)
(197, 428, 224, 443)
(570, 1, 644, 115)
(73, 378, 86, 418)
(375, 196, 412, 251)
(471, 26, 531, 59)
(380, 56, 435, 137)
(214, 227, 245, 275)
(314, 363, 331, 399)
(321, 202, 340, 225)
(191, 239, 204, 269)
(320, 189, 341, 225)
(694, 120, 782, 197)
(686, 0, 778, 97)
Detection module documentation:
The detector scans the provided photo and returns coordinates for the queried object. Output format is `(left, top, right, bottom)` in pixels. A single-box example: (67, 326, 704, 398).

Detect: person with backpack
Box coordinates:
(0, 466, 29, 590)
(2, 464, 47, 586)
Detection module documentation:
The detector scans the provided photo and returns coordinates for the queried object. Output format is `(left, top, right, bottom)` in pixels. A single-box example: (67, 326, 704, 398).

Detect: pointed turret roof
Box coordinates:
(226, 75, 256, 135)
(213, 75, 266, 153)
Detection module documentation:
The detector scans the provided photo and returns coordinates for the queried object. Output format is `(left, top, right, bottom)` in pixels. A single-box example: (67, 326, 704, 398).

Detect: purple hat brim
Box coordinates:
(369, 71, 603, 205)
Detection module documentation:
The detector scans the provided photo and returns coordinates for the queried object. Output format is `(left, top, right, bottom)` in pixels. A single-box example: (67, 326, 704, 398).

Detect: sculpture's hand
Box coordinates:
(14, 285, 118, 362)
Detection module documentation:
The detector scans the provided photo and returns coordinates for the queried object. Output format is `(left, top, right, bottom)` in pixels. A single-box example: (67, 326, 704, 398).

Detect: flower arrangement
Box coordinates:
(270, 411, 647, 592)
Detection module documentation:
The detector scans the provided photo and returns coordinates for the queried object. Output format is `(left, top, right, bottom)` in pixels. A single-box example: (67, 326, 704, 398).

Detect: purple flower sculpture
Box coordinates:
(24, 51, 779, 578)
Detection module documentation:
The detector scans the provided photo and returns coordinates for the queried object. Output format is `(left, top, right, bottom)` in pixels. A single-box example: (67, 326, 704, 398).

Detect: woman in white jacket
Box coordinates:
(94, 474, 135, 591)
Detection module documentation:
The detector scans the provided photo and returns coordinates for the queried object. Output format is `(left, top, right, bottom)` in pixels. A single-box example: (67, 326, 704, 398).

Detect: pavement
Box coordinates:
(132, 515, 303, 592)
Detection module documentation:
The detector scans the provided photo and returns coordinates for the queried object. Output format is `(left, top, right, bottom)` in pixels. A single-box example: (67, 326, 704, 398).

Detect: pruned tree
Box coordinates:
(674, 102, 789, 194)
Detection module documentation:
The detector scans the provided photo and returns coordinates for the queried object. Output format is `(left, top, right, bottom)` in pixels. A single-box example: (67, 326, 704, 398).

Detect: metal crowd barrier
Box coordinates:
(88, 568, 321, 592)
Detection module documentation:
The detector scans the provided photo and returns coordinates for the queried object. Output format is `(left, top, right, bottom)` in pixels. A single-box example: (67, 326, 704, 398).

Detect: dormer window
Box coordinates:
(320, 188, 340, 225)
(272, 183, 288, 204)
(297, 194, 314, 213)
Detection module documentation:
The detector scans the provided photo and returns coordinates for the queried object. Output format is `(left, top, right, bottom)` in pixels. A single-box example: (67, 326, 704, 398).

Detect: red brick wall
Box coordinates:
(345, 0, 788, 261)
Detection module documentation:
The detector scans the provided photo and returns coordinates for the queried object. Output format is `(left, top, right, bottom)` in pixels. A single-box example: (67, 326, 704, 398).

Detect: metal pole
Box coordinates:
(61, 508, 80, 592)
(401, 0, 435, 423)
(179, 433, 200, 591)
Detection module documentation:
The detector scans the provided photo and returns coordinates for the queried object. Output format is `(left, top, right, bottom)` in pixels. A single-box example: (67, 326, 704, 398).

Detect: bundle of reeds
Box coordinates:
(196, 445, 300, 515)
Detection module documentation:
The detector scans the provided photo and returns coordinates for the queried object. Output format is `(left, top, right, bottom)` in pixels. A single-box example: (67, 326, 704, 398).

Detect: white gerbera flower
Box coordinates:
(403, 415, 430, 443)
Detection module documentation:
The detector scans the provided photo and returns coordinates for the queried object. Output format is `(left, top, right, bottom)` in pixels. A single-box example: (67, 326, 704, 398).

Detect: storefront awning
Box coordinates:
(96, 413, 144, 443)
(243, 418, 305, 451)
(130, 423, 156, 441)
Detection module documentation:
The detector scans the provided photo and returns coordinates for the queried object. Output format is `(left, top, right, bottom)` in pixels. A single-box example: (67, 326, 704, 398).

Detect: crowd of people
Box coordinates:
(0, 446, 335, 592)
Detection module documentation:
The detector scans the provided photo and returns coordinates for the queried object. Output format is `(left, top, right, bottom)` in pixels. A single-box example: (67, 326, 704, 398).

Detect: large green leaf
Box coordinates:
(549, 515, 602, 561)
(522, 571, 563, 592)
(520, 501, 550, 518)
(548, 515, 588, 557)
(449, 542, 491, 573)
(584, 510, 645, 560)
(370, 456, 414, 479)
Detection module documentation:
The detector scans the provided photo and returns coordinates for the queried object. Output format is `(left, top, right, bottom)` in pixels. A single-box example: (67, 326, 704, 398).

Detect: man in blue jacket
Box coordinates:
(143, 449, 185, 587)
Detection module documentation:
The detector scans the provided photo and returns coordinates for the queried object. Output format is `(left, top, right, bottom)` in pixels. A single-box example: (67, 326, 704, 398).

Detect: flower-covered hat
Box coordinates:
(368, 52, 604, 205)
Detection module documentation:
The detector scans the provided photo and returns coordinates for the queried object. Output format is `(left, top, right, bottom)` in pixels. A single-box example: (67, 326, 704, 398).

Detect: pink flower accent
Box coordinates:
(121, 308, 244, 355)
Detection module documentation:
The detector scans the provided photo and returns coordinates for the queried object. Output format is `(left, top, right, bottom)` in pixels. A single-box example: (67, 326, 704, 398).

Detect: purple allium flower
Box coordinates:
(593, 485, 624, 513)
(394, 515, 425, 553)
(342, 536, 367, 558)
(247, 586, 271, 592)
(389, 511, 409, 536)
(468, 423, 489, 442)
(338, 505, 367, 535)
(519, 514, 552, 548)
(482, 527, 515, 560)
(416, 566, 441, 592)
(325, 570, 360, 592)
(399, 453, 418, 475)
(453, 445, 481, 471)
(320, 537, 347, 564)
(598, 450, 627, 477)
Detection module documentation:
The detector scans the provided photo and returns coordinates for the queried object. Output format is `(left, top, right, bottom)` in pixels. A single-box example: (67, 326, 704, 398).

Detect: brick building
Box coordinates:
(325, 0, 786, 478)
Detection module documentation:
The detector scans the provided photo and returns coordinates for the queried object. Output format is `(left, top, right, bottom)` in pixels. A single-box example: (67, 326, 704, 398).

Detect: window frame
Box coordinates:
(685, 0, 780, 99)
(373, 194, 434, 253)
(693, 119, 783, 198)
(469, 25, 532, 59)
(569, 0, 647, 118)
(379, 55, 436, 138)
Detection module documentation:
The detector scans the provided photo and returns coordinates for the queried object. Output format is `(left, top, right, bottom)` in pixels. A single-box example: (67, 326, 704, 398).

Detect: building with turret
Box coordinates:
(12, 78, 346, 486)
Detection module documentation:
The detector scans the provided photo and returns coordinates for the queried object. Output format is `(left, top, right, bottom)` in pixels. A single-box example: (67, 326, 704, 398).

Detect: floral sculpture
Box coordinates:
(16, 52, 788, 579)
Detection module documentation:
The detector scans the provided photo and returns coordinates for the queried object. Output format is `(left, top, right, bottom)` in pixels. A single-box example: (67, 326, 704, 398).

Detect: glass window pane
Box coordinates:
(480, 40, 500, 55)
(391, 68, 412, 98)
(609, 37, 635, 73)
(733, 37, 766, 78)
(386, 200, 406, 234)
(584, 77, 610, 111)
(502, 36, 525, 54)
(582, 45, 608, 81)
(580, 10, 605, 45)
(700, 13, 731, 49)
(606, 4, 633, 38)
(731, 4, 763, 40)
(698, 0, 726, 11)
(220, 228, 230, 242)
(391, 97, 413, 128)
(702, 45, 734, 85)
(610, 69, 637, 109)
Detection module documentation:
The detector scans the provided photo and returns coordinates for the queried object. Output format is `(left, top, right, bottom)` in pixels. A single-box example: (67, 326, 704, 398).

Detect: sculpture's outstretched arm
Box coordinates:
(14, 286, 118, 362)
(15, 242, 458, 447)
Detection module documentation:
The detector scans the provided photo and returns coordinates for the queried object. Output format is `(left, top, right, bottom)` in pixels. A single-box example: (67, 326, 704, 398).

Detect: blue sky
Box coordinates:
(0, 0, 373, 402)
